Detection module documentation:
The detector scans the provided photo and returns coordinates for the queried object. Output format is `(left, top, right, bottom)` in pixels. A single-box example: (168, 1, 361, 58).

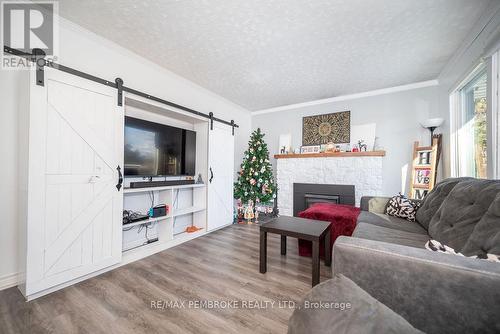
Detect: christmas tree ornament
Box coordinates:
(244, 200, 255, 223)
(254, 209, 260, 223)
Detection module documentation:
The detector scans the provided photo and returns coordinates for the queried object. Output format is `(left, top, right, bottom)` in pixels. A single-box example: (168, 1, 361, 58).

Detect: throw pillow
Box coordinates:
(425, 239, 500, 263)
(385, 193, 419, 222)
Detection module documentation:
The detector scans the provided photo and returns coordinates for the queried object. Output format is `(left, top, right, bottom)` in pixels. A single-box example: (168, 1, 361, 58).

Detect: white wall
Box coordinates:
(0, 71, 23, 287)
(0, 18, 251, 287)
(252, 85, 440, 197)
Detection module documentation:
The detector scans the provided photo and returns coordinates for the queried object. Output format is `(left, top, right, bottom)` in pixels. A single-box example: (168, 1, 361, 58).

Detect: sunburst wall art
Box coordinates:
(302, 111, 350, 145)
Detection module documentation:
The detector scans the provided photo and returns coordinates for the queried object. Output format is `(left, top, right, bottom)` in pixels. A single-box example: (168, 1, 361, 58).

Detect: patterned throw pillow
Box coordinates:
(385, 193, 419, 222)
(425, 239, 500, 263)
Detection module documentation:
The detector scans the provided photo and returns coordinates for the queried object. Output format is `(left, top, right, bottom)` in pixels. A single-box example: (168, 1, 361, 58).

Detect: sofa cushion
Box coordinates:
(428, 179, 500, 253)
(357, 211, 428, 235)
(288, 275, 423, 334)
(416, 177, 472, 230)
(385, 193, 420, 222)
(367, 197, 391, 214)
(461, 192, 500, 257)
(353, 223, 429, 249)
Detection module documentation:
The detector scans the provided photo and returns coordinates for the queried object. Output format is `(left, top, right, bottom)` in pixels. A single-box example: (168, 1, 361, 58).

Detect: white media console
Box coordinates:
(18, 68, 235, 300)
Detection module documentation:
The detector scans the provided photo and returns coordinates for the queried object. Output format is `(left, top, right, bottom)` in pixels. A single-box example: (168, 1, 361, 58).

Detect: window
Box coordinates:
(492, 51, 500, 179)
(450, 65, 488, 178)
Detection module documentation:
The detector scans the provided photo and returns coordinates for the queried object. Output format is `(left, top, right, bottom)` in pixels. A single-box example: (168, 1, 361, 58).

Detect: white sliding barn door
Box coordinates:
(207, 123, 234, 231)
(26, 68, 123, 296)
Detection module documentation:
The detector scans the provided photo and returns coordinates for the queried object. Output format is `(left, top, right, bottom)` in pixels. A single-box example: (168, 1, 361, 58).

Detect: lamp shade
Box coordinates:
(420, 118, 444, 129)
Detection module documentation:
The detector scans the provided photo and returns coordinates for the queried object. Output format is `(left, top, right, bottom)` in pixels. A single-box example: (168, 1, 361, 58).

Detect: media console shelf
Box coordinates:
(122, 216, 170, 229)
(121, 203, 207, 231)
(173, 228, 205, 240)
(122, 182, 207, 252)
(172, 205, 206, 217)
(123, 183, 206, 194)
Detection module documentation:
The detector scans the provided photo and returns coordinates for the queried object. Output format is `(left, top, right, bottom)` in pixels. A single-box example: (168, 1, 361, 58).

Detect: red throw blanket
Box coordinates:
(298, 203, 361, 257)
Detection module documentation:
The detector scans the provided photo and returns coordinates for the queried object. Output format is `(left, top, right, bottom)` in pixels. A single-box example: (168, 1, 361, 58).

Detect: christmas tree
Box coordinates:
(234, 128, 277, 204)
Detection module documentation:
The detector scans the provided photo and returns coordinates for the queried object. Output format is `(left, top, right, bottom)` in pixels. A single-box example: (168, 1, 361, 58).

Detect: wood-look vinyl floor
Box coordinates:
(0, 224, 332, 334)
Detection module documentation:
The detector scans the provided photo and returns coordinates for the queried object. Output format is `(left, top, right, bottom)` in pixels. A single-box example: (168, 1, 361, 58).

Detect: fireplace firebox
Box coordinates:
(304, 194, 340, 207)
(293, 183, 355, 216)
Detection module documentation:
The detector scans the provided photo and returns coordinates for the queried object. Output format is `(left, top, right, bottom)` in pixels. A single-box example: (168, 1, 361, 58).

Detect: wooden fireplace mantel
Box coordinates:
(274, 151, 386, 159)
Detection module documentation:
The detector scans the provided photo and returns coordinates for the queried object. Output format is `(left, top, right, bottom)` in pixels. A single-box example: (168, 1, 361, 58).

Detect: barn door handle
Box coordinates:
(116, 165, 123, 191)
(209, 167, 214, 183)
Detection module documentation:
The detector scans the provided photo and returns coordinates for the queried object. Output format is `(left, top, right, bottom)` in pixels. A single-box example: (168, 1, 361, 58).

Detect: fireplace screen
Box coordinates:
(304, 194, 339, 208)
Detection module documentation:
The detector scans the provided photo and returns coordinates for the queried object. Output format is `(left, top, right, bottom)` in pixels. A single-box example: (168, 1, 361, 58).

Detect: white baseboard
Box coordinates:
(0, 272, 20, 291)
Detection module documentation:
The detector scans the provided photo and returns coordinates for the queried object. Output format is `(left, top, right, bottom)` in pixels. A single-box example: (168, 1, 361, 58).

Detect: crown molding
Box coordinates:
(252, 79, 439, 115)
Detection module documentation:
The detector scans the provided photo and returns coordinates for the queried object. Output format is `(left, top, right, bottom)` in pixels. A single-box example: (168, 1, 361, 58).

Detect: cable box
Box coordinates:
(123, 212, 150, 225)
(129, 179, 195, 188)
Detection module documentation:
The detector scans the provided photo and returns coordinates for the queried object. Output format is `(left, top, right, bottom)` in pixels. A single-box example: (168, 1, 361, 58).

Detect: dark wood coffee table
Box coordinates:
(259, 216, 331, 287)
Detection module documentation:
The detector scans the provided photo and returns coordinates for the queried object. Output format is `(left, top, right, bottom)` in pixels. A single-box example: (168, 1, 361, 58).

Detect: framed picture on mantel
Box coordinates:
(302, 111, 350, 145)
(300, 145, 321, 154)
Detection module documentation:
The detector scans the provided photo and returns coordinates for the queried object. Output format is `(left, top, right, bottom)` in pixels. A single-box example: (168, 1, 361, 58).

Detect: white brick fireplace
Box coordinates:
(275, 152, 384, 216)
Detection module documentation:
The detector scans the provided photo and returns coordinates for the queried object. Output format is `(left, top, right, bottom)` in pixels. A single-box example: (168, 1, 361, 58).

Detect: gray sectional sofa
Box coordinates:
(289, 177, 500, 334)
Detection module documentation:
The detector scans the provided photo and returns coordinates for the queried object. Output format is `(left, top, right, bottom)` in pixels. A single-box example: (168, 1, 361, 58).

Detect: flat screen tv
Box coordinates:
(124, 116, 196, 177)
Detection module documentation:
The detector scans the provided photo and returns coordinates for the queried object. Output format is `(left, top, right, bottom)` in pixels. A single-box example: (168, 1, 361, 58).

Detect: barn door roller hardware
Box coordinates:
(115, 78, 123, 106)
(3, 47, 46, 86)
(3, 45, 239, 130)
(32, 48, 46, 86)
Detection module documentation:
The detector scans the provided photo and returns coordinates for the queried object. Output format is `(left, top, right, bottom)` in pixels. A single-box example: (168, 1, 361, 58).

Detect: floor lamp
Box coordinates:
(420, 118, 444, 145)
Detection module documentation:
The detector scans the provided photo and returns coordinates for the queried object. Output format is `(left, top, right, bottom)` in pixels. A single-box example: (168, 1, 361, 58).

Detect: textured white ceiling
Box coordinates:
(58, 0, 491, 111)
